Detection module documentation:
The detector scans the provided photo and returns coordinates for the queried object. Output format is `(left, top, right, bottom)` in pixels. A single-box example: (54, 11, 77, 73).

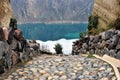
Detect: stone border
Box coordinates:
(94, 54, 120, 80)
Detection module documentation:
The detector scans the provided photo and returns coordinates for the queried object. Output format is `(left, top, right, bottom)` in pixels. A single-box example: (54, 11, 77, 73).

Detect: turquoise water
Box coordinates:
(18, 23, 87, 41)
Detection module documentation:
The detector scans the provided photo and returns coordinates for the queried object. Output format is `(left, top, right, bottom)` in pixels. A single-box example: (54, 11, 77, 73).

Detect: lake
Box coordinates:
(18, 23, 87, 41)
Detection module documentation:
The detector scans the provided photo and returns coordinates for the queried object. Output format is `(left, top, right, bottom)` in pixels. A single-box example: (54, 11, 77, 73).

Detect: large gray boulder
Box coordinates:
(89, 36, 94, 41)
(101, 31, 114, 40)
(4, 46, 13, 68)
(0, 41, 8, 59)
(115, 30, 120, 36)
(93, 35, 101, 43)
(99, 40, 106, 49)
(108, 50, 116, 57)
(111, 35, 119, 47)
(116, 51, 120, 59)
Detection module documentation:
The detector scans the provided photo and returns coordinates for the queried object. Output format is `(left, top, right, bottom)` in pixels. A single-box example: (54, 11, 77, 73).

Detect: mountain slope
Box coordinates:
(93, 0, 120, 29)
(11, 0, 94, 24)
(0, 0, 13, 27)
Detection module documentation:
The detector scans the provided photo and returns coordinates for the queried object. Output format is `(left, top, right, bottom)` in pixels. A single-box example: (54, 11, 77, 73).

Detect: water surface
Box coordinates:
(18, 23, 87, 41)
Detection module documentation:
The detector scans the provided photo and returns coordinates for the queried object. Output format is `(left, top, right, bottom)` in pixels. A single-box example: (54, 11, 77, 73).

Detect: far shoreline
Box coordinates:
(18, 21, 88, 25)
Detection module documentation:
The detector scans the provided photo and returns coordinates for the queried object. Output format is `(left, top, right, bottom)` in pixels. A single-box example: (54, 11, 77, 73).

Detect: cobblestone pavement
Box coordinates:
(5, 55, 117, 80)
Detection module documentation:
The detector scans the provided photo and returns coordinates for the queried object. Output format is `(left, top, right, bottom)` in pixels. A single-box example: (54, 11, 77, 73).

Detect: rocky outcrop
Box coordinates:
(72, 30, 120, 60)
(11, 0, 94, 24)
(0, 0, 41, 74)
(92, 0, 120, 29)
(0, 19, 40, 74)
(0, 0, 13, 28)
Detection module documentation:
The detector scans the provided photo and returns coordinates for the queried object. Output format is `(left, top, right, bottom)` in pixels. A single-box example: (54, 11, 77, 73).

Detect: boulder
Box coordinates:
(115, 30, 120, 36)
(2, 27, 9, 41)
(89, 36, 94, 41)
(99, 40, 106, 49)
(101, 32, 106, 40)
(116, 45, 120, 50)
(106, 40, 111, 47)
(4, 46, 13, 69)
(95, 49, 101, 55)
(116, 51, 120, 59)
(82, 43, 88, 49)
(105, 31, 114, 40)
(22, 41, 32, 61)
(7, 27, 14, 44)
(99, 50, 105, 56)
(93, 35, 101, 43)
(14, 29, 23, 41)
(10, 38, 18, 50)
(13, 41, 22, 52)
(111, 35, 119, 47)
(0, 41, 7, 59)
(108, 42, 115, 49)
(95, 48, 99, 54)
(90, 43, 96, 49)
(108, 50, 116, 57)
(119, 39, 120, 45)
(101, 31, 114, 40)
(0, 58, 5, 74)
(12, 51, 18, 65)
(99, 47, 108, 56)
(0, 41, 7, 74)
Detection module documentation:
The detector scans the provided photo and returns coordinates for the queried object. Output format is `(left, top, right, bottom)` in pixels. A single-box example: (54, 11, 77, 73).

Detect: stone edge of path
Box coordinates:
(94, 54, 120, 80)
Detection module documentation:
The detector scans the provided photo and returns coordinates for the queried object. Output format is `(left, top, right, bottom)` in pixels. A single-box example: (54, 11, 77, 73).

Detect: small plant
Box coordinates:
(107, 23, 114, 30)
(54, 43, 63, 54)
(88, 14, 99, 34)
(79, 32, 86, 38)
(87, 53, 94, 58)
(9, 18, 17, 30)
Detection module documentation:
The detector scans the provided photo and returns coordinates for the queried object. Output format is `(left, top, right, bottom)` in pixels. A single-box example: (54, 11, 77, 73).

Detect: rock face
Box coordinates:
(92, 0, 120, 29)
(72, 30, 120, 60)
(0, 0, 13, 28)
(0, 19, 40, 74)
(11, 0, 94, 24)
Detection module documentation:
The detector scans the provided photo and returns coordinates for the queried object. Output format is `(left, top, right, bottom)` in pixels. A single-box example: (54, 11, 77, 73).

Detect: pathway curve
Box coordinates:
(5, 55, 117, 80)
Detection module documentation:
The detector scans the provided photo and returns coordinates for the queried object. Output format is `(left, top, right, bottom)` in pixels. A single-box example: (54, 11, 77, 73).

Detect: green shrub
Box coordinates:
(87, 53, 94, 58)
(108, 23, 114, 29)
(88, 28, 98, 35)
(88, 14, 99, 33)
(54, 43, 63, 54)
(9, 18, 17, 30)
(79, 32, 86, 38)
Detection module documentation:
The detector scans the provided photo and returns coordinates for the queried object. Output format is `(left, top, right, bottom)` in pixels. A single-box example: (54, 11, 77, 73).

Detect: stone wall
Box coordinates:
(0, 21, 40, 74)
(72, 30, 120, 60)
(93, 0, 120, 29)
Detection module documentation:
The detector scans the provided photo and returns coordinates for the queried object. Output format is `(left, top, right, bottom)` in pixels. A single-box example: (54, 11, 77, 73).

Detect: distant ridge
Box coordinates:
(11, 0, 94, 24)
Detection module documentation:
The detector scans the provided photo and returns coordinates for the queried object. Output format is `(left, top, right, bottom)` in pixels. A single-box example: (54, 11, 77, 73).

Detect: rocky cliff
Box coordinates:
(0, 0, 13, 28)
(93, 0, 120, 29)
(11, 0, 94, 24)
